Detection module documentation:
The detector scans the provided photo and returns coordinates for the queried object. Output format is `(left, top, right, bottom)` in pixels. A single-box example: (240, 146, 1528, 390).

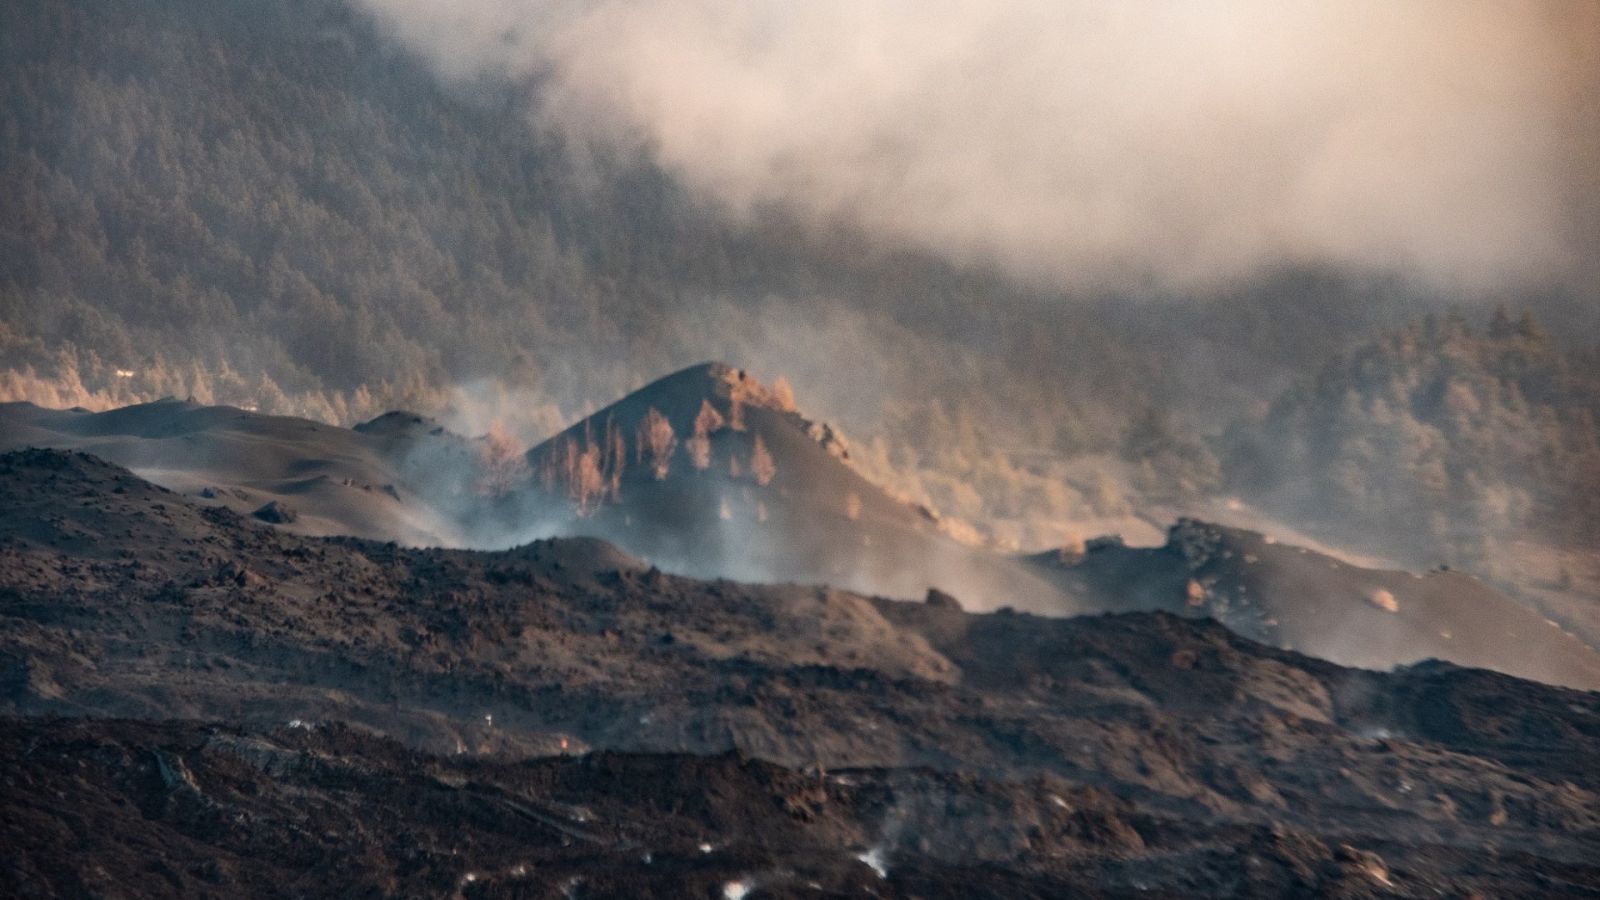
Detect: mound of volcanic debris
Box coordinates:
(1033, 519, 1600, 690)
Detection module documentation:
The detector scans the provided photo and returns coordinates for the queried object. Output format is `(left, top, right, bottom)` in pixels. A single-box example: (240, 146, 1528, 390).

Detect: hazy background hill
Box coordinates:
(1, 0, 1597, 580)
(1224, 309, 1600, 559)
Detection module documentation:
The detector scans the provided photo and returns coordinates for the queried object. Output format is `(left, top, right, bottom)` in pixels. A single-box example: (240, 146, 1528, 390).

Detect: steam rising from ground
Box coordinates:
(358, 0, 1599, 293)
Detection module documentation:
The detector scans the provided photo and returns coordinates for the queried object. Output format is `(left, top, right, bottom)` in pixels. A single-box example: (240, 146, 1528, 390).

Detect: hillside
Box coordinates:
(3, 448, 1599, 897)
(0, 0, 1154, 463)
(1033, 520, 1600, 690)
(0, 397, 475, 545)
(7, 373, 1597, 688)
(1222, 309, 1600, 564)
(512, 362, 1065, 606)
(1217, 309, 1600, 647)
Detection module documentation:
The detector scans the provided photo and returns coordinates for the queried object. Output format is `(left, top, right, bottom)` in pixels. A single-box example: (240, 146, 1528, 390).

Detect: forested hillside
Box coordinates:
(0, 0, 723, 417)
(1, 0, 1171, 428)
(1223, 308, 1600, 563)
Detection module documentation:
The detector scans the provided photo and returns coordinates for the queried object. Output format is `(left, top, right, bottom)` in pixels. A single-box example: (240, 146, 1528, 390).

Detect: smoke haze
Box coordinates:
(359, 0, 1600, 293)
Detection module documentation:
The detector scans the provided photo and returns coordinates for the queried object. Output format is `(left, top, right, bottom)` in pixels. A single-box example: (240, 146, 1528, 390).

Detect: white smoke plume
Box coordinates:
(357, 0, 1599, 294)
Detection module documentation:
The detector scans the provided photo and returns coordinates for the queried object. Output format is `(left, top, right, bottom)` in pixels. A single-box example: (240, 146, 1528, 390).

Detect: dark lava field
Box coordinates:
(2, 448, 1598, 897)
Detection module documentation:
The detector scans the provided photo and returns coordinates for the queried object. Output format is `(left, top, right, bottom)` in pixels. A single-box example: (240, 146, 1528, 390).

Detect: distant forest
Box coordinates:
(1220, 310, 1600, 558)
(2, 0, 1596, 562)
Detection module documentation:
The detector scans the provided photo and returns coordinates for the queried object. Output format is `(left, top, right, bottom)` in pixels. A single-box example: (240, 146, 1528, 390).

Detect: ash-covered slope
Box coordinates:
(0, 398, 476, 545)
(1030, 520, 1600, 691)
(513, 362, 1067, 608)
(3, 447, 1600, 900)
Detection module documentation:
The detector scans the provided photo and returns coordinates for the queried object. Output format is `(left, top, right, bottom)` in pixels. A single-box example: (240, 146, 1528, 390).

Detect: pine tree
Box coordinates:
(750, 433, 776, 486)
(686, 399, 724, 471)
(636, 408, 677, 480)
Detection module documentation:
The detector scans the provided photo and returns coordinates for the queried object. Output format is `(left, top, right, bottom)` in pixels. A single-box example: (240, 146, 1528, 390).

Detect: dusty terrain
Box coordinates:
(2, 448, 1598, 896)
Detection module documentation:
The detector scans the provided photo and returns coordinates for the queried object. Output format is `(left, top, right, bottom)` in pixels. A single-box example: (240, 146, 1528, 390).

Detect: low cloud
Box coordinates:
(359, 0, 1599, 293)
